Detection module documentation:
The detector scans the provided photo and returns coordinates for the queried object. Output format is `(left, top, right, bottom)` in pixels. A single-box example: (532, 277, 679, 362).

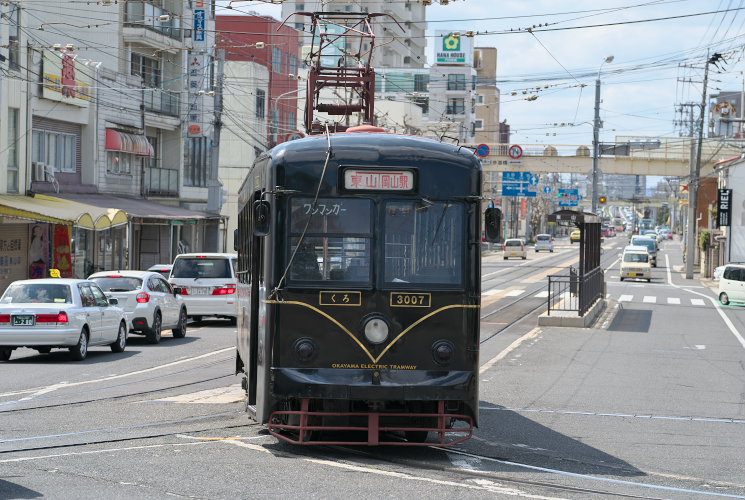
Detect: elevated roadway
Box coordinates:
(472, 137, 736, 178)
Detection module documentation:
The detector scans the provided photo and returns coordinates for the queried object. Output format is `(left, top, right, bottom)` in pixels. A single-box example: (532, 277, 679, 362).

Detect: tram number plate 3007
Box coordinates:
(390, 292, 431, 308)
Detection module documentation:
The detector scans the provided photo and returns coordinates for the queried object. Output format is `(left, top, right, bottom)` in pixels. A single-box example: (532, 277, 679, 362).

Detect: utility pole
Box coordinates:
(685, 51, 722, 279)
(592, 55, 614, 214)
(206, 48, 225, 214)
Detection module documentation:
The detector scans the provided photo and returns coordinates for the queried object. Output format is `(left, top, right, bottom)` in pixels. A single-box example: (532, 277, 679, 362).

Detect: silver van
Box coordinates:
(534, 234, 554, 253)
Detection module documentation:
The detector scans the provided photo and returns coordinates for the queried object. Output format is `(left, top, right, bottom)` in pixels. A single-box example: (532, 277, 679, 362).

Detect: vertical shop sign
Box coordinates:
(717, 188, 732, 228)
(28, 223, 50, 279)
(53, 225, 73, 278)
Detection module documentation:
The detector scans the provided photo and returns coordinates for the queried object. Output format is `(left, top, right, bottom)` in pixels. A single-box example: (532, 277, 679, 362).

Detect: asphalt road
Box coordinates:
(1, 235, 744, 499)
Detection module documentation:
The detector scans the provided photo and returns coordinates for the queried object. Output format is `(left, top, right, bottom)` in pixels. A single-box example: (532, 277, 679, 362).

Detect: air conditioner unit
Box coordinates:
(32, 162, 46, 181)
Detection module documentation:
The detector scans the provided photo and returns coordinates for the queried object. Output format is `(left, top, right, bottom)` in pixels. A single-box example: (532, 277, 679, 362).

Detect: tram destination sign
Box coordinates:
(343, 169, 415, 191)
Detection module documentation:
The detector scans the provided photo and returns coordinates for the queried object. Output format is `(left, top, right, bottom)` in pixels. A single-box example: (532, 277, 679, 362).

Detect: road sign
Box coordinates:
(543, 186, 553, 194)
(529, 174, 540, 185)
(502, 183, 537, 197)
(502, 171, 531, 182)
(476, 144, 490, 157)
(508, 144, 523, 159)
(558, 188, 579, 207)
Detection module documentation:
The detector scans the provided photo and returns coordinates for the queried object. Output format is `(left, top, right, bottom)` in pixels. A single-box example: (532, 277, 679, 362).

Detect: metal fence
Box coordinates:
(547, 266, 604, 316)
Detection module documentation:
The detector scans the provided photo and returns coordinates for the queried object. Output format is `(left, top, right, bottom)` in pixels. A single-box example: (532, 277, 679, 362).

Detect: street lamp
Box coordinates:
(591, 55, 614, 214)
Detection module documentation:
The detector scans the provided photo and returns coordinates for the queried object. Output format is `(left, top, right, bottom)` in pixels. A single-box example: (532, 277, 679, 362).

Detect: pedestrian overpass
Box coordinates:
(471, 137, 734, 178)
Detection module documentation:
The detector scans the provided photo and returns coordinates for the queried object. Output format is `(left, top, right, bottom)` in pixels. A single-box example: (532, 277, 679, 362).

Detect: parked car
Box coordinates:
(147, 264, 173, 279)
(570, 230, 581, 243)
(620, 248, 652, 282)
(630, 236, 658, 267)
(718, 264, 745, 305)
(503, 239, 527, 260)
(0, 279, 127, 361)
(89, 271, 187, 344)
(168, 253, 239, 323)
(534, 234, 554, 252)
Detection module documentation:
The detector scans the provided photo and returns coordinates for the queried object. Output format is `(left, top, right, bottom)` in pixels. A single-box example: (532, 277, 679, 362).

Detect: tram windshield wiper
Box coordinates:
(430, 202, 450, 245)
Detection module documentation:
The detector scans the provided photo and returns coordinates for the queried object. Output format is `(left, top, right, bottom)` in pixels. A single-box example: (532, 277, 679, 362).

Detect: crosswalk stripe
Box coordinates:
(643, 296, 656, 303)
(619, 294, 633, 302)
(691, 298, 706, 306)
(505, 289, 524, 297)
(483, 289, 502, 296)
(533, 291, 549, 298)
(667, 297, 681, 305)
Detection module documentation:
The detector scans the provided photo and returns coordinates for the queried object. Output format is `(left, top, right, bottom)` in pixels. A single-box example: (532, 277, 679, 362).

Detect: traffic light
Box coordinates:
(484, 207, 501, 243)
(598, 196, 607, 204)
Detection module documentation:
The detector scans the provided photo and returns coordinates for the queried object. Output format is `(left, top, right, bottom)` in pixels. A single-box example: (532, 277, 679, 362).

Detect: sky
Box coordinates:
(219, 0, 745, 149)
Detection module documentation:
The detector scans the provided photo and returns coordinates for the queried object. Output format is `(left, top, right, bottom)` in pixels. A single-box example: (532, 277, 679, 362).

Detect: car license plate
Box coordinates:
(13, 315, 35, 326)
(189, 287, 212, 295)
(628, 273, 637, 277)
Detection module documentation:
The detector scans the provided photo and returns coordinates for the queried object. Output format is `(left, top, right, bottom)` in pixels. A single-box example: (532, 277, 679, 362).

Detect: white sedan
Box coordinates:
(0, 279, 127, 361)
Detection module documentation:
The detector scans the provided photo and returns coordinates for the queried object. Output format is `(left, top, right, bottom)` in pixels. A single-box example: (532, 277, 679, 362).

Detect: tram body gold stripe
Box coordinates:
(264, 300, 480, 364)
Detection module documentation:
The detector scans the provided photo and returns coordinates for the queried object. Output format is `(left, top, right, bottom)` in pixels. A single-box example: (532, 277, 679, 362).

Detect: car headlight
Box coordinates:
(363, 316, 389, 344)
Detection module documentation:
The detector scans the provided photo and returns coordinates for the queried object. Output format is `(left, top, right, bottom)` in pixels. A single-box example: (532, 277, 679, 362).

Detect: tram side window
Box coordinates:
(287, 198, 372, 283)
(384, 200, 464, 285)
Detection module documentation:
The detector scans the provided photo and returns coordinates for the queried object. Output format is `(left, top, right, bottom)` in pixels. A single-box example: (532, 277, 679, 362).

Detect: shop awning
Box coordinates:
(105, 129, 154, 157)
(0, 194, 128, 230)
(51, 194, 221, 221)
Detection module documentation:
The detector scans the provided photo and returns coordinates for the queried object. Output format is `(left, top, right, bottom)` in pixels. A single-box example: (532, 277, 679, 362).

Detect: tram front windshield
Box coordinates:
(384, 201, 463, 286)
(286, 198, 464, 286)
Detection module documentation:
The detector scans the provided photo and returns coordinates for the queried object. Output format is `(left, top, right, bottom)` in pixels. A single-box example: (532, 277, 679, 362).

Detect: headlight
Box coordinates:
(294, 337, 317, 361)
(363, 316, 389, 344)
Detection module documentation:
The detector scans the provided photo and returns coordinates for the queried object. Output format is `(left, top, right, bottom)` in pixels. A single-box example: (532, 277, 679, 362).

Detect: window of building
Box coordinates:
(287, 111, 296, 131)
(296, 3, 304, 9)
(414, 73, 429, 92)
(131, 53, 161, 87)
(7, 3, 20, 69)
(7, 108, 19, 191)
(289, 55, 298, 75)
(272, 47, 283, 74)
(403, 56, 412, 65)
(475, 119, 484, 130)
(107, 151, 135, 175)
(294, 22, 304, 31)
(270, 107, 280, 145)
(413, 96, 428, 115)
(476, 94, 484, 105)
(447, 74, 466, 91)
(185, 136, 208, 187)
(147, 134, 159, 169)
(256, 89, 266, 118)
(446, 97, 465, 115)
(32, 130, 76, 173)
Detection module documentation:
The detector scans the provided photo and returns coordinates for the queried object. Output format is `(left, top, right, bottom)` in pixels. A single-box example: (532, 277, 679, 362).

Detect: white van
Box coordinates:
(620, 248, 651, 282)
(503, 239, 527, 260)
(169, 253, 238, 323)
(718, 264, 745, 305)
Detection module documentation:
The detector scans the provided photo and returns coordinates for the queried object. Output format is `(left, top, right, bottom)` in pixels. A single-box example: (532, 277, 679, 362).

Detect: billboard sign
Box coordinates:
(42, 50, 92, 108)
(435, 30, 473, 66)
(717, 188, 732, 228)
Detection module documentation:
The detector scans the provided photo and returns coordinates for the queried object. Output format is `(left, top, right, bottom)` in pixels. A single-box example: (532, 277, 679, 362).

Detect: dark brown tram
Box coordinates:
(235, 131, 482, 445)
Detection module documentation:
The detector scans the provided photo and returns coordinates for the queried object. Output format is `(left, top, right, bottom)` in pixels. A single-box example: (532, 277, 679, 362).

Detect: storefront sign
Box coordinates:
(42, 50, 92, 107)
(53, 225, 73, 278)
(435, 30, 473, 66)
(717, 188, 732, 228)
(29, 223, 50, 279)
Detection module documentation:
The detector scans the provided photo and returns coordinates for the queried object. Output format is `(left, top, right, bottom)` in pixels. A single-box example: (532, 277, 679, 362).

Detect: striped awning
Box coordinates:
(0, 194, 128, 230)
(105, 129, 154, 157)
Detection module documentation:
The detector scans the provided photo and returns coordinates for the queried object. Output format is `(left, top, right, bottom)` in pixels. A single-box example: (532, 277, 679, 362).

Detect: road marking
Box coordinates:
(149, 384, 244, 404)
(505, 289, 524, 297)
(482, 288, 502, 296)
(0, 441, 212, 464)
(643, 296, 656, 303)
(666, 255, 745, 350)
(480, 328, 541, 374)
(619, 294, 633, 302)
(691, 298, 706, 306)
(667, 297, 681, 305)
(0, 347, 235, 399)
(533, 291, 549, 298)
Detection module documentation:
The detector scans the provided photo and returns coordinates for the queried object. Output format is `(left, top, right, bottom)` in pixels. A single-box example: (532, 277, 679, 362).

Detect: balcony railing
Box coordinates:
(125, 3, 181, 40)
(144, 89, 180, 116)
(145, 167, 179, 197)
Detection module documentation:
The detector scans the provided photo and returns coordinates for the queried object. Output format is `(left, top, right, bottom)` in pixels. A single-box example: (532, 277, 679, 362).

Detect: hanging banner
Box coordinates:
(717, 188, 732, 228)
(53, 225, 74, 278)
(28, 223, 50, 279)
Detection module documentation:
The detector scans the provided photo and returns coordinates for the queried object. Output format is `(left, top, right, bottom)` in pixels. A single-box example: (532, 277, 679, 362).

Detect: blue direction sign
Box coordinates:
(529, 174, 540, 185)
(502, 171, 532, 182)
(543, 186, 553, 194)
(502, 183, 537, 197)
(558, 188, 579, 207)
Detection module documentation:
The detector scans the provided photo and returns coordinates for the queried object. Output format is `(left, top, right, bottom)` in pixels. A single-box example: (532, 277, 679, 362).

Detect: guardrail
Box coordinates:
(547, 266, 604, 316)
